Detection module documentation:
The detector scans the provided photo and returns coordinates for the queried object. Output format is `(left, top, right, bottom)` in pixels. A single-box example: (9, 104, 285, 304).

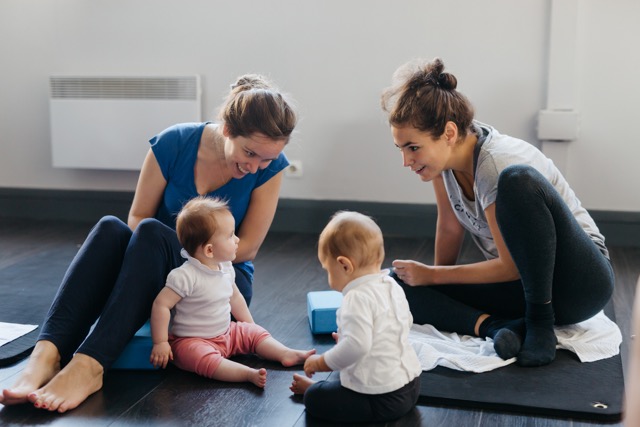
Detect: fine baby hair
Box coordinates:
(219, 73, 297, 140)
(380, 57, 475, 139)
(175, 196, 229, 257)
(319, 211, 385, 269)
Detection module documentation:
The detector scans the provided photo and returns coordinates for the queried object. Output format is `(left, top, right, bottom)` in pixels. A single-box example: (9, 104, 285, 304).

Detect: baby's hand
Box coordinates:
(303, 354, 328, 378)
(150, 342, 173, 369)
(303, 355, 319, 378)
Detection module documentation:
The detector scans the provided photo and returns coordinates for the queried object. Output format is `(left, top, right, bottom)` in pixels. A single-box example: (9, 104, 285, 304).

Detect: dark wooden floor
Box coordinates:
(0, 218, 638, 426)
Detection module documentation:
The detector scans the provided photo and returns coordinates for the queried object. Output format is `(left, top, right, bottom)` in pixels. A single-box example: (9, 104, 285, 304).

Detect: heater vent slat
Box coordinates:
(50, 76, 198, 100)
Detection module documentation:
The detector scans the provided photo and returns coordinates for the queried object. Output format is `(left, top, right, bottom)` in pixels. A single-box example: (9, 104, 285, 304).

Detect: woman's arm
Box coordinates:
(128, 149, 167, 230)
(430, 203, 520, 284)
(233, 171, 283, 263)
(393, 176, 464, 284)
(393, 202, 520, 286)
(433, 175, 465, 266)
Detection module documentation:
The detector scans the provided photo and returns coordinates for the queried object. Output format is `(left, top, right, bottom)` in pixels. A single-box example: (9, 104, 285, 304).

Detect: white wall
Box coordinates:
(0, 0, 637, 211)
(568, 1, 640, 211)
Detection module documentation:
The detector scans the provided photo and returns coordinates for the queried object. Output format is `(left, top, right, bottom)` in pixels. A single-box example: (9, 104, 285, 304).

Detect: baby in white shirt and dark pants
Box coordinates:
(290, 211, 421, 423)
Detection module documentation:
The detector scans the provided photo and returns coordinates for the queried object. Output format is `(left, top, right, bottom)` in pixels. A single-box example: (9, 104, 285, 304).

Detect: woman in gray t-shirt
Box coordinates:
(380, 58, 614, 367)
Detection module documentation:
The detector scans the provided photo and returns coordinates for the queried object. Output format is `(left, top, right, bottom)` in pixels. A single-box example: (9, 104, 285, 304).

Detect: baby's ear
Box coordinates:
(336, 255, 354, 273)
(203, 243, 215, 258)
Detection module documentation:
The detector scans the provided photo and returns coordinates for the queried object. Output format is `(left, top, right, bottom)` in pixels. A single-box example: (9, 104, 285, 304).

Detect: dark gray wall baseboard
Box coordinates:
(0, 188, 133, 225)
(269, 199, 438, 238)
(1, 188, 638, 247)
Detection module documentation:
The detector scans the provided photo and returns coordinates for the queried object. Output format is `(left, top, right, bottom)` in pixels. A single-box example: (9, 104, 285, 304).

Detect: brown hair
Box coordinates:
(218, 74, 297, 141)
(319, 211, 385, 269)
(176, 196, 230, 256)
(381, 58, 475, 139)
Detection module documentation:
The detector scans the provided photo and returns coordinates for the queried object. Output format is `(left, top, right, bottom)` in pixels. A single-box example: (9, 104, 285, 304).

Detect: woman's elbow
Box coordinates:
(238, 246, 259, 263)
(503, 264, 521, 281)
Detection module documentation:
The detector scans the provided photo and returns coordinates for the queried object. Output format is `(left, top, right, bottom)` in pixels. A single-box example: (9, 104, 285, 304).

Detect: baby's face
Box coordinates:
(208, 211, 239, 263)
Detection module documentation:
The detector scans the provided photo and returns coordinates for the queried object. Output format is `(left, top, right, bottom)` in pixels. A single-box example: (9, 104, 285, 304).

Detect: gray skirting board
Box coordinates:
(0, 188, 638, 247)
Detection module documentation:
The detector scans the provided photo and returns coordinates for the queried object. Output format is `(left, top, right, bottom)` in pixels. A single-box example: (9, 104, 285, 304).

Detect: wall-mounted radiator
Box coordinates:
(49, 75, 201, 170)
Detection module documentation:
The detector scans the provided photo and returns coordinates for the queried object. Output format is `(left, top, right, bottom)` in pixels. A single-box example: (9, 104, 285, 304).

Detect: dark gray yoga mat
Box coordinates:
(418, 302, 624, 421)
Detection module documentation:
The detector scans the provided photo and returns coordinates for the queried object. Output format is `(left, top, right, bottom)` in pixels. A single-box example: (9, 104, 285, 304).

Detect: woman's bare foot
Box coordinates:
(289, 373, 315, 395)
(248, 368, 267, 388)
(0, 341, 61, 405)
(28, 353, 104, 413)
(281, 349, 316, 368)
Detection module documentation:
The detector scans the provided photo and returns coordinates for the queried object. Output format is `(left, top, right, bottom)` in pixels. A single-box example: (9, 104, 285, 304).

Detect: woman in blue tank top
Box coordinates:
(0, 74, 297, 412)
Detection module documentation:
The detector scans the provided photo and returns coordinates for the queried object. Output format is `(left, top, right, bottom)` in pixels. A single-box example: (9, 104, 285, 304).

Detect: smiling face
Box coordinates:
(391, 125, 452, 182)
(223, 129, 287, 179)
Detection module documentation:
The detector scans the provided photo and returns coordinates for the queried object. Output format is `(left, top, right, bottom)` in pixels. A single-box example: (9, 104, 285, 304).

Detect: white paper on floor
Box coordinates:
(0, 322, 38, 348)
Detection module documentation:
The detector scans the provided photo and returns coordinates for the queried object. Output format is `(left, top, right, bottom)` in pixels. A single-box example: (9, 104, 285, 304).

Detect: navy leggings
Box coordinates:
(39, 216, 253, 369)
(304, 376, 420, 423)
(396, 165, 614, 336)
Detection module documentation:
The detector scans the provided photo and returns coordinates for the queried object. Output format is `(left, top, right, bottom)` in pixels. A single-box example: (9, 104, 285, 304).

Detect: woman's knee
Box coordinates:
(497, 164, 542, 195)
(133, 218, 170, 244)
(95, 215, 128, 233)
(93, 215, 131, 243)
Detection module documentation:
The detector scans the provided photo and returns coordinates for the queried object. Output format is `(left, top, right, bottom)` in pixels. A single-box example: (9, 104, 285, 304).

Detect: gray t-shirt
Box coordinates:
(441, 121, 608, 260)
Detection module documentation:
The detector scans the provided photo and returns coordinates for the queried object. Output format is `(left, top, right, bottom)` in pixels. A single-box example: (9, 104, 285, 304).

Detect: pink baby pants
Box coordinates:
(169, 321, 271, 378)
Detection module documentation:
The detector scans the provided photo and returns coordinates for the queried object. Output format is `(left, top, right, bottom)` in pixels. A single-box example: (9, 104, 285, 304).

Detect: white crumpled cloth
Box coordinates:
(409, 310, 622, 373)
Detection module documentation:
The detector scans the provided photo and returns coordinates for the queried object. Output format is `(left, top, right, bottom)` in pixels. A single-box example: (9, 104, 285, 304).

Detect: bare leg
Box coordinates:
(211, 359, 267, 388)
(290, 373, 315, 395)
(28, 353, 104, 413)
(0, 341, 61, 405)
(474, 314, 490, 336)
(255, 337, 316, 367)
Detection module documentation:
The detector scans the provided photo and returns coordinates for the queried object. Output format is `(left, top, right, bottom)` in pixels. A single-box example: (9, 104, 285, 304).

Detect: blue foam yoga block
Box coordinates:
(110, 321, 158, 370)
(307, 290, 343, 334)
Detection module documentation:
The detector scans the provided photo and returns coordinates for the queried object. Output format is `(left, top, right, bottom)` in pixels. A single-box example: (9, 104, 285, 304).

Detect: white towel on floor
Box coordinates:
(409, 310, 621, 373)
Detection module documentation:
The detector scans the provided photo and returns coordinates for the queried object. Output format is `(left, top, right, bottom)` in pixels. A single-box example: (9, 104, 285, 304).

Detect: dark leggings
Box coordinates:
(397, 165, 614, 336)
(304, 376, 420, 423)
(39, 216, 253, 368)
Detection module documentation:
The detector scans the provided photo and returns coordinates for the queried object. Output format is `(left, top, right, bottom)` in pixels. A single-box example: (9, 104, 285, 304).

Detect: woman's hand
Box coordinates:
(392, 260, 434, 286)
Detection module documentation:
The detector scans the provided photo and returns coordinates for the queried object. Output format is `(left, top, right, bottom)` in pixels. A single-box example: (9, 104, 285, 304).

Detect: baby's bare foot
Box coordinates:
(0, 341, 61, 405)
(289, 373, 315, 395)
(248, 368, 267, 388)
(281, 349, 316, 367)
(28, 353, 103, 413)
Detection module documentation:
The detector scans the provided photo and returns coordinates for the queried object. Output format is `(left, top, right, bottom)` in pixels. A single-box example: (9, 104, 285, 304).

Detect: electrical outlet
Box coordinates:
(285, 160, 303, 178)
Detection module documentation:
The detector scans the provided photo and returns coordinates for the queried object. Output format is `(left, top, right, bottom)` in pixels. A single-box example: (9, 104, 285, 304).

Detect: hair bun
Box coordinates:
(230, 74, 272, 91)
(436, 72, 457, 91)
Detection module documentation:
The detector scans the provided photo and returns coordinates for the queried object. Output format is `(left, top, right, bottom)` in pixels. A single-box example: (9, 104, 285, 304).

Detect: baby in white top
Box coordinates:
(150, 196, 314, 388)
(290, 211, 422, 423)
